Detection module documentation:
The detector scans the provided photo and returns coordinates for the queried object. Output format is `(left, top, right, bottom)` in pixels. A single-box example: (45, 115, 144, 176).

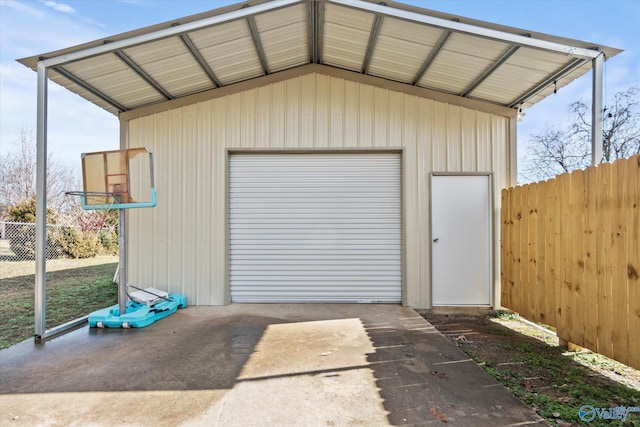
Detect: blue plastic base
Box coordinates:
(88, 293, 187, 328)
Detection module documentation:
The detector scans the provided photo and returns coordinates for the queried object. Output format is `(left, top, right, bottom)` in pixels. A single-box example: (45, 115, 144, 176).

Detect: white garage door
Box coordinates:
(229, 153, 402, 303)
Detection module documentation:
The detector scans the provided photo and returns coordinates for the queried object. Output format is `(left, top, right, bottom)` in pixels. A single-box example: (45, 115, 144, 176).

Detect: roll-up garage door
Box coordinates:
(229, 153, 402, 303)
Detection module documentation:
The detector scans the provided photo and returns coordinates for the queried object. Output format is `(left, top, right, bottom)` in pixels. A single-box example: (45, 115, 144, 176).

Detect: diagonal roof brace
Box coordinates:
(51, 65, 129, 112)
(246, 16, 271, 75)
(461, 43, 521, 97)
(113, 50, 173, 100)
(361, 14, 383, 74)
(179, 33, 222, 87)
(508, 57, 588, 108)
(411, 27, 453, 85)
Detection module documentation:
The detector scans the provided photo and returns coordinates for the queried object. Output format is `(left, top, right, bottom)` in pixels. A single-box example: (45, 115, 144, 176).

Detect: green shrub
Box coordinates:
(7, 197, 57, 224)
(99, 230, 119, 255)
(55, 227, 100, 259)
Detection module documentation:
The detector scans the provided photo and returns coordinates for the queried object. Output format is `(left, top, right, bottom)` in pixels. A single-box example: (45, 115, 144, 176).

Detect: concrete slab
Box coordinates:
(0, 304, 546, 426)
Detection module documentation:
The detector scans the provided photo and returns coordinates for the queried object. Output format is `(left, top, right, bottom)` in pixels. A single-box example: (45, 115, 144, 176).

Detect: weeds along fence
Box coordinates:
(501, 154, 640, 370)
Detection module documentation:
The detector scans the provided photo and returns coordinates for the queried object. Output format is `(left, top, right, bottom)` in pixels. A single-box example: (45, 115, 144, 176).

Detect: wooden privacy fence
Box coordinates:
(501, 154, 640, 370)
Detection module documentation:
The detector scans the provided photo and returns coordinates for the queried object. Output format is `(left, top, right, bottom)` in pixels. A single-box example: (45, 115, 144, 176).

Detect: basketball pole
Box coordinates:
(118, 208, 127, 317)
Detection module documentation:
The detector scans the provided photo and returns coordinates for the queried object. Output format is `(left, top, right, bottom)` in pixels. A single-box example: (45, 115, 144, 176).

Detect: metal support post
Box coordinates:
(118, 209, 127, 316)
(592, 53, 604, 165)
(35, 63, 48, 340)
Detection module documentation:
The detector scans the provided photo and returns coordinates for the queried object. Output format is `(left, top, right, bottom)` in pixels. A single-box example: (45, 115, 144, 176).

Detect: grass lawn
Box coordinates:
(0, 252, 118, 349)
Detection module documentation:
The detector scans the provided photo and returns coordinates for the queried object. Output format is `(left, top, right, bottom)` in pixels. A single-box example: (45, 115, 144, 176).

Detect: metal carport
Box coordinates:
(17, 0, 621, 340)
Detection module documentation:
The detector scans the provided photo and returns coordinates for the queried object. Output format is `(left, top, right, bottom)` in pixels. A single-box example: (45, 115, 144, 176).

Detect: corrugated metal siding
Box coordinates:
(125, 71, 511, 308)
(229, 153, 402, 303)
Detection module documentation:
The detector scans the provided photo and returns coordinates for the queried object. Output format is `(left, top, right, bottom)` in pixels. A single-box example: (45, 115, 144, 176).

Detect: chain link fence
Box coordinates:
(0, 221, 118, 266)
(2, 222, 64, 261)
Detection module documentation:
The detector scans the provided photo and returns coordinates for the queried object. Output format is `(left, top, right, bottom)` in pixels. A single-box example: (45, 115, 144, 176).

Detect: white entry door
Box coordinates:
(431, 175, 492, 306)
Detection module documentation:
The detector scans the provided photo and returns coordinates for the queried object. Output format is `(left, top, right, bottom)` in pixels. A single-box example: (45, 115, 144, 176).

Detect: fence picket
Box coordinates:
(520, 185, 531, 317)
(535, 182, 547, 323)
(556, 172, 571, 344)
(583, 166, 599, 351)
(527, 184, 539, 322)
(628, 156, 640, 369)
(611, 158, 629, 365)
(544, 177, 558, 326)
(569, 169, 585, 347)
(511, 186, 522, 314)
(501, 189, 512, 309)
(596, 162, 614, 358)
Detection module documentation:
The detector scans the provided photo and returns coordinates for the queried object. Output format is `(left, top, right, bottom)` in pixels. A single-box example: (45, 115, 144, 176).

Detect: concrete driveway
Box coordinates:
(0, 304, 545, 426)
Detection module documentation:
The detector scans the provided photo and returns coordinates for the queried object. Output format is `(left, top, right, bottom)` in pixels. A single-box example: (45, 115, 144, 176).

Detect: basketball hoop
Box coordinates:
(64, 190, 121, 209)
(65, 147, 167, 327)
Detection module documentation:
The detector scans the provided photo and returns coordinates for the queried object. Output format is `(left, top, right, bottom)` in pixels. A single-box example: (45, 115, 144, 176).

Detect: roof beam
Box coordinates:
(508, 57, 587, 108)
(329, 0, 601, 59)
(361, 14, 383, 74)
(411, 28, 453, 85)
(308, 0, 324, 63)
(38, 0, 302, 68)
(308, 1, 315, 63)
(461, 44, 520, 97)
(246, 16, 270, 75)
(52, 66, 129, 112)
(316, 1, 324, 63)
(114, 51, 173, 100)
(179, 34, 222, 87)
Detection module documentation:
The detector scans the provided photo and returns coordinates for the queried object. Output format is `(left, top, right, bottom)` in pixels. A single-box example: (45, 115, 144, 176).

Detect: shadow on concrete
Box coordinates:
(361, 314, 546, 426)
(0, 312, 281, 393)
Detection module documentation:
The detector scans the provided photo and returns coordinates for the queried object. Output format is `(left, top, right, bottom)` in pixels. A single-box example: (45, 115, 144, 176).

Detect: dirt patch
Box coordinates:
(422, 312, 640, 426)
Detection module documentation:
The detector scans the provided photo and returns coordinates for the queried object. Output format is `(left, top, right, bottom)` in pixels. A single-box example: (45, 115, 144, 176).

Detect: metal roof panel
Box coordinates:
(198, 36, 265, 84)
(367, 18, 443, 82)
(48, 69, 122, 114)
(61, 54, 165, 108)
(123, 38, 212, 97)
(418, 49, 496, 94)
(255, 6, 308, 71)
(322, 21, 370, 70)
(322, 3, 373, 69)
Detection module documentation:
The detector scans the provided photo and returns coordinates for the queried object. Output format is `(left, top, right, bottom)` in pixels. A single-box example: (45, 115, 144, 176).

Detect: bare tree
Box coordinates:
(522, 86, 640, 182)
(0, 127, 78, 219)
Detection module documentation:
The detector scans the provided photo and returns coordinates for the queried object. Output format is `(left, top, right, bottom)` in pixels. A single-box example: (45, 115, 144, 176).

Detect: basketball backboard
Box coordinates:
(80, 147, 156, 210)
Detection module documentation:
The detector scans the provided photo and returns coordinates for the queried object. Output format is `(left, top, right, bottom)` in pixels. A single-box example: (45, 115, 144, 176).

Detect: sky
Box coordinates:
(1, 0, 639, 183)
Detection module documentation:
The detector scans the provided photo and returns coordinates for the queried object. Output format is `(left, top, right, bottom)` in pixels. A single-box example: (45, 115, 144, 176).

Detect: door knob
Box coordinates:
(433, 238, 439, 243)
